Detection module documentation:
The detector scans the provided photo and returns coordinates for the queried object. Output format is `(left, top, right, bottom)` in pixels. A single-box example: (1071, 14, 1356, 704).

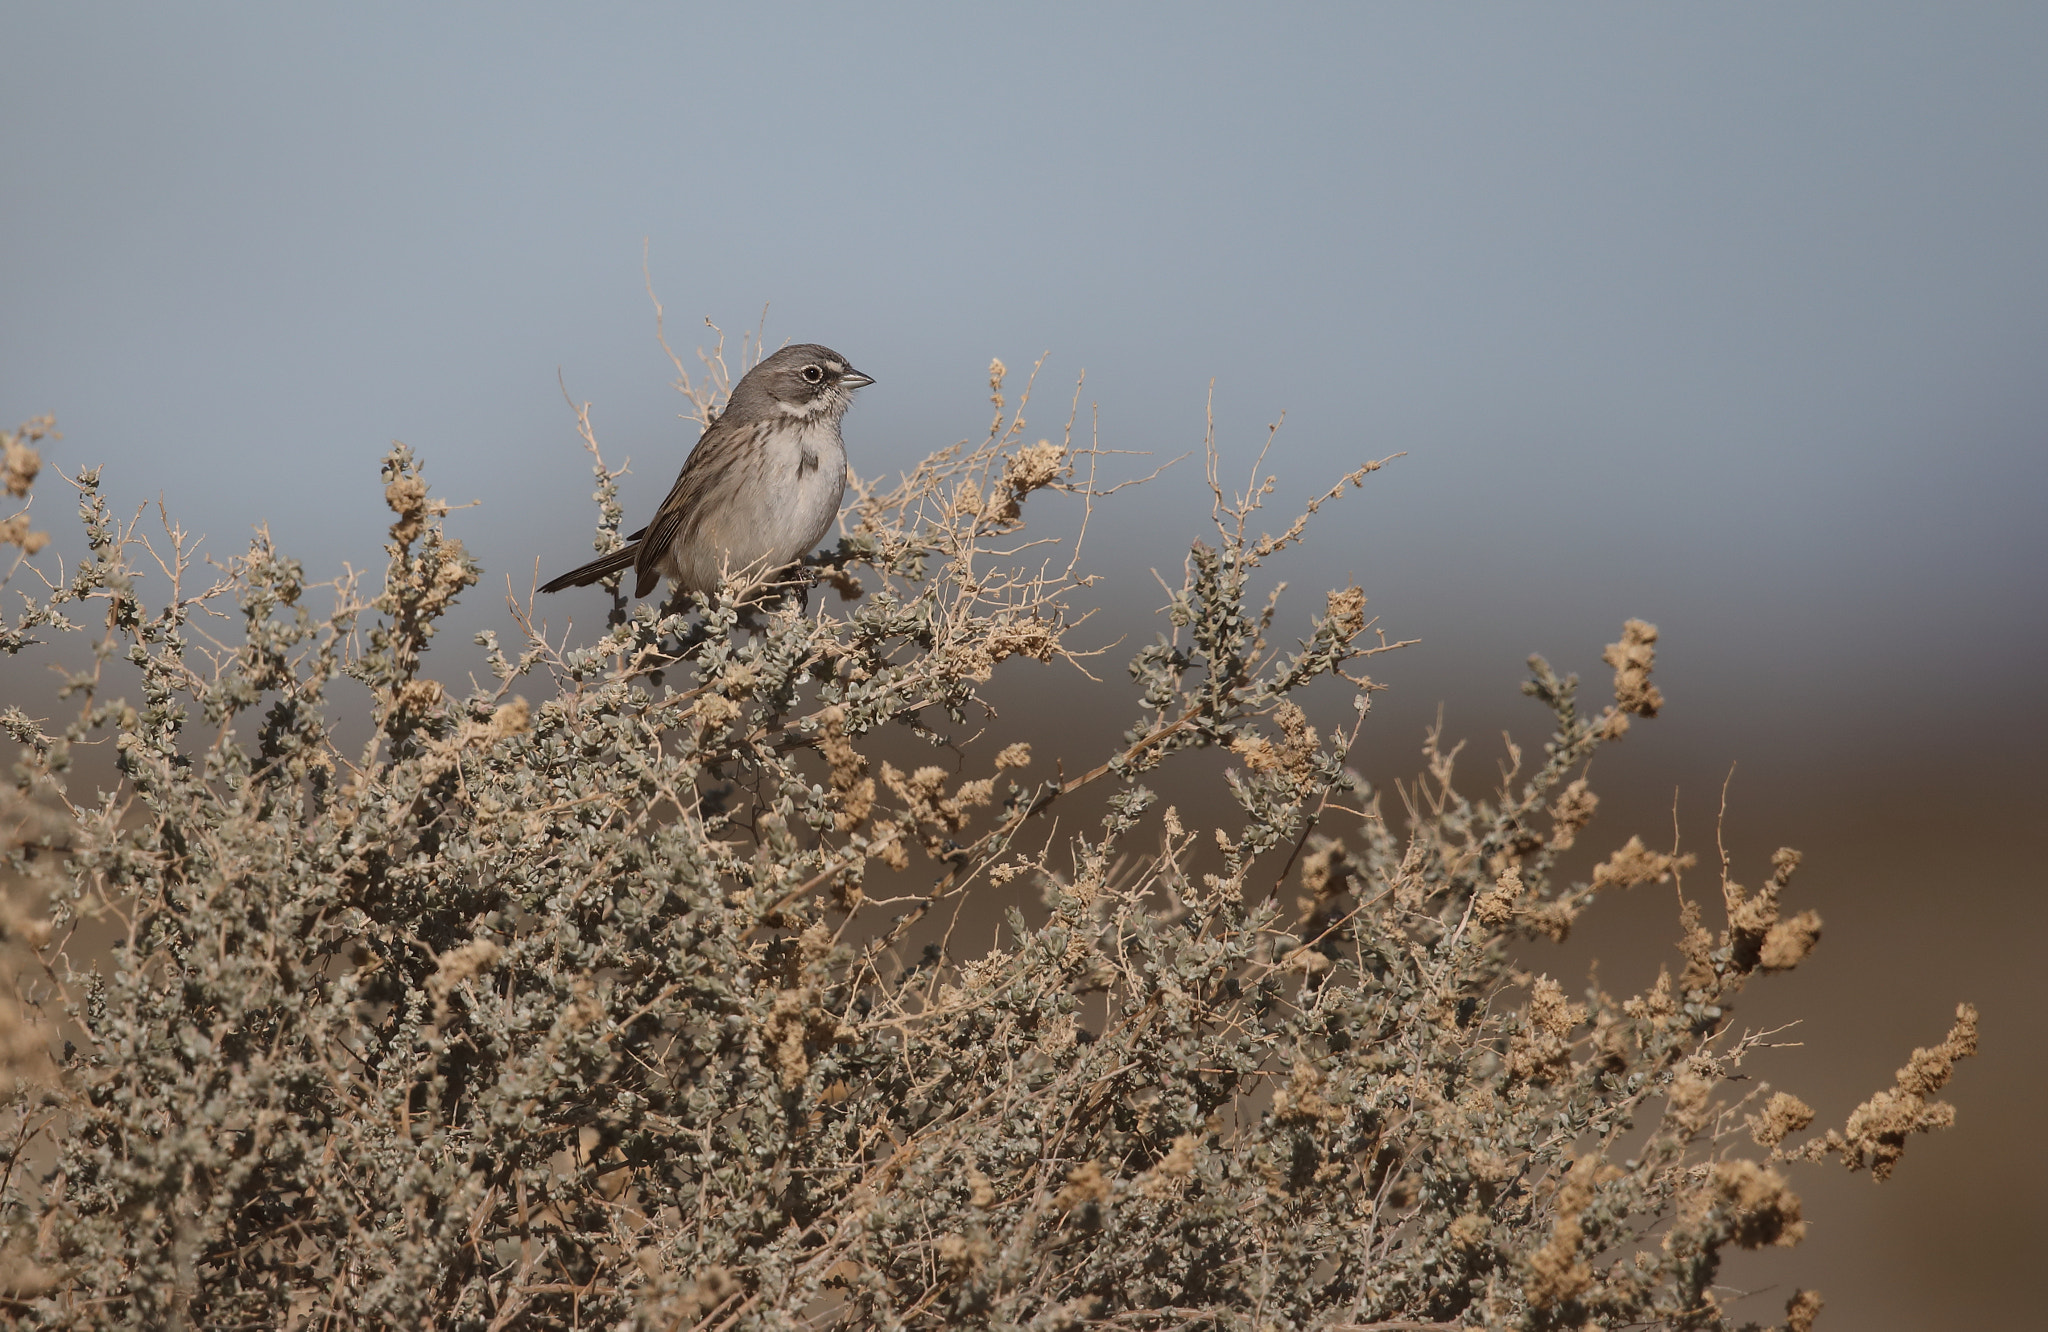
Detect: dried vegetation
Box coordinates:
(0, 356, 1976, 1328)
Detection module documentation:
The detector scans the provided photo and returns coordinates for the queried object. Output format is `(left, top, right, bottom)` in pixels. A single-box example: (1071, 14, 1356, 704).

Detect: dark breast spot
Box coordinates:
(798, 446, 819, 476)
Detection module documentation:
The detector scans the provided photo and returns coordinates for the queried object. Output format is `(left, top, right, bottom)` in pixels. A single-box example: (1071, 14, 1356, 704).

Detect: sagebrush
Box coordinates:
(0, 361, 1974, 1330)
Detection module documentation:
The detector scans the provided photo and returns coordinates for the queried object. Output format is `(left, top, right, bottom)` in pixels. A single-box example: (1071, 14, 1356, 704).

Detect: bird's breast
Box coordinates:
(661, 419, 846, 591)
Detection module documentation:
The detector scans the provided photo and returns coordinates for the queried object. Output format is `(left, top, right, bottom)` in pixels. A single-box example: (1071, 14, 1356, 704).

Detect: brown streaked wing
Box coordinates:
(632, 417, 763, 596)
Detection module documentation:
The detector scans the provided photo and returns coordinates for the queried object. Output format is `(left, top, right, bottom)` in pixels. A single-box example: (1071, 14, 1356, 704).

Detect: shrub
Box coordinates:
(0, 363, 1974, 1330)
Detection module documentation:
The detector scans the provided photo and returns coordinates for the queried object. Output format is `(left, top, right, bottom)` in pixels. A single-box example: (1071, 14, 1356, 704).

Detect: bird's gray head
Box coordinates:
(723, 343, 874, 425)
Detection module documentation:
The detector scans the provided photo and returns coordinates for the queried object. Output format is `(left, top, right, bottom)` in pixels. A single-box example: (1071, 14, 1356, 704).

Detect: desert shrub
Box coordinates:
(0, 364, 1974, 1330)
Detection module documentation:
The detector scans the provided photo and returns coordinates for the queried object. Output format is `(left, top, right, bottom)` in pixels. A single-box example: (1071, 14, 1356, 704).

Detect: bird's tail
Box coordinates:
(538, 546, 637, 594)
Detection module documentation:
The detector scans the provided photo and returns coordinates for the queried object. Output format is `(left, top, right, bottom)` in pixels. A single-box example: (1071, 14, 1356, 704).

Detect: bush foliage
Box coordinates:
(0, 367, 1974, 1330)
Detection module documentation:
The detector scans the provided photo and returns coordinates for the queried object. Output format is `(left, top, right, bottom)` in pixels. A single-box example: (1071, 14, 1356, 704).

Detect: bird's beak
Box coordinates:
(842, 368, 875, 389)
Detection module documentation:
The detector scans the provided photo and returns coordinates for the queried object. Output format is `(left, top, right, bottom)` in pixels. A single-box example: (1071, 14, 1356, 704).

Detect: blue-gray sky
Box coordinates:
(5, 6, 2045, 1325)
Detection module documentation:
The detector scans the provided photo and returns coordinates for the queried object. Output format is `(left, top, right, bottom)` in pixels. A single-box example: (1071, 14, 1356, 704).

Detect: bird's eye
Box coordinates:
(800, 365, 825, 385)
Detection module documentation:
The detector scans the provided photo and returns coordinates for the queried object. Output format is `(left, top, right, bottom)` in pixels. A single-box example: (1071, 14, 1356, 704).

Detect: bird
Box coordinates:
(540, 343, 873, 601)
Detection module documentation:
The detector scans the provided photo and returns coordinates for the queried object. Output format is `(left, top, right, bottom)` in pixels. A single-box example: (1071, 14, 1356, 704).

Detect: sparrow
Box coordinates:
(540, 343, 872, 599)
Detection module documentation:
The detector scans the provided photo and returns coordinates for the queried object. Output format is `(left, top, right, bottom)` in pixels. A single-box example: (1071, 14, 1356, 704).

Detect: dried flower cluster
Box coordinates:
(0, 416, 54, 570)
(0, 369, 1975, 1331)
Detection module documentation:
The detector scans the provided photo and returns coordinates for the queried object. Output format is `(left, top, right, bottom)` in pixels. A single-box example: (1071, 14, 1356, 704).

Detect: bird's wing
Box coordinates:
(632, 416, 759, 592)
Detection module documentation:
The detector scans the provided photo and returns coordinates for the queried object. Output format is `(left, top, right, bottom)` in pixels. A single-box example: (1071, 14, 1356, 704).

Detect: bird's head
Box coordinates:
(727, 343, 874, 425)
